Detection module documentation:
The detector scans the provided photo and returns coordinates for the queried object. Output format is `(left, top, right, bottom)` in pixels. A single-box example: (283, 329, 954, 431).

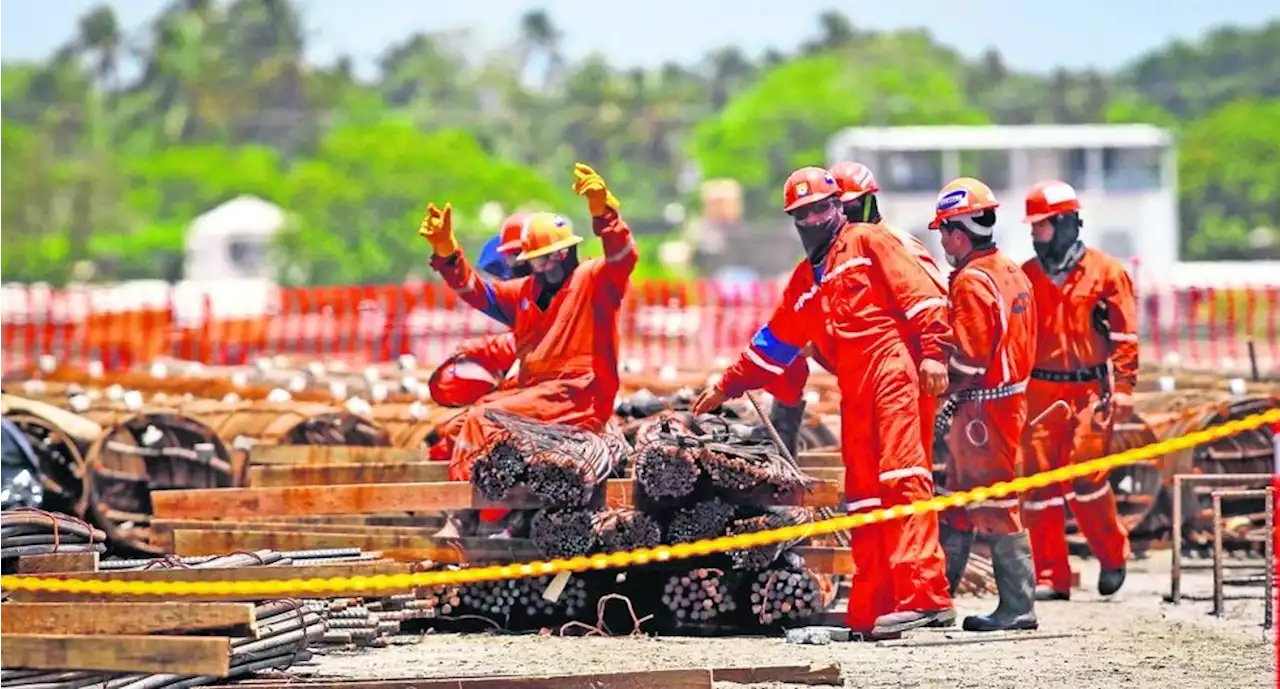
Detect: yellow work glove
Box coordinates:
(418, 202, 460, 257)
(572, 162, 620, 218)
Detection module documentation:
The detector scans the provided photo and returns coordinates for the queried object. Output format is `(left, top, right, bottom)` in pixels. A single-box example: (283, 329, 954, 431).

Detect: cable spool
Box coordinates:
(0, 394, 103, 518)
(81, 408, 235, 556)
(371, 403, 465, 449)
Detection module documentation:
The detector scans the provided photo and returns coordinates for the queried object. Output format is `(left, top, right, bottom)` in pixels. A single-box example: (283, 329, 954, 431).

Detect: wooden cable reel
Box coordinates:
(82, 409, 234, 556)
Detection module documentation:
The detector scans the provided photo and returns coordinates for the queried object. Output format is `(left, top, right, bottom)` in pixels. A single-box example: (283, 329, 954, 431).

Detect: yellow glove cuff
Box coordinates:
(430, 236, 460, 257)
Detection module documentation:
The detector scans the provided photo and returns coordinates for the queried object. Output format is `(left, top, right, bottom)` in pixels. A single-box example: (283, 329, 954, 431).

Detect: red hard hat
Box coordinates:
(782, 167, 840, 212)
(828, 161, 880, 203)
(498, 212, 530, 253)
(928, 177, 999, 230)
(1023, 180, 1081, 223)
(427, 355, 502, 407)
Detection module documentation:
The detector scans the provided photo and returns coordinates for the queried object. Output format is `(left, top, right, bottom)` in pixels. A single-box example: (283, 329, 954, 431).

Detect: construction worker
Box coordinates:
(692, 166, 955, 639)
(419, 162, 638, 492)
(763, 162, 949, 460)
(1020, 180, 1136, 600)
(927, 177, 1039, 632)
(428, 213, 531, 410)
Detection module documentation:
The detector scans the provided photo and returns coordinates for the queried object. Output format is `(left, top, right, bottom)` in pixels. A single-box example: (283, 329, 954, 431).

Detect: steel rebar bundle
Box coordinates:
(0, 508, 106, 566)
(661, 567, 737, 624)
(632, 417, 703, 504)
(592, 508, 662, 552)
(530, 509, 599, 559)
(456, 574, 590, 627)
(471, 437, 530, 501)
(699, 441, 809, 502)
(525, 433, 614, 508)
(749, 567, 832, 626)
(725, 507, 813, 571)
(666, 497, 738, 544)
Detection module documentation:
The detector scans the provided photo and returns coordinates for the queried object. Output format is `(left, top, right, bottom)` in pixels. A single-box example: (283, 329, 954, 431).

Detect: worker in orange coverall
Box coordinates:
(926, 177, 1039, 632)
(692, 166, 955, 638)
(764, 162, 948, 462)
(428, 212, 531, 411)
(419, 164, 638, 532)
(1020, 180, 1136, 600)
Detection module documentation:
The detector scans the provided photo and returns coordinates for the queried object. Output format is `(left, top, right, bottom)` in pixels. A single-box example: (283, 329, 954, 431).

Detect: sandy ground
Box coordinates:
(303, 553, 1275, 689)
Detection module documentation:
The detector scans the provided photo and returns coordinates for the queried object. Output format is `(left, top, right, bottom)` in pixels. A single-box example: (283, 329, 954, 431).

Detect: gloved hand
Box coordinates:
(691, 386, 728, 415)
(918, 359, 949, 397)
(572, 163, 620, 218)
(418, 202, 459, 257)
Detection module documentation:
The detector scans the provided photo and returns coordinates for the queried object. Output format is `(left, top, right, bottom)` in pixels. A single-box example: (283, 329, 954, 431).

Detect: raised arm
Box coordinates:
(572, 163, 639, 307)
(419, 202, 524, 327)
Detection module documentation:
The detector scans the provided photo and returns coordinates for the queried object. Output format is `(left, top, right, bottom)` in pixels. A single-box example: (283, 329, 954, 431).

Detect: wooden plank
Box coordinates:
(171, 529, 523, 563)
(713, 664, 843, 686)
(0, 602, 256, 636)
(797, 451, 842, 468)
(17, 551, 99, 574)
(803, 466, 843, 483)
(250, 445, 426, 466)
(154, 519, 446, 537)
(249, 462, 447, 487)
(0, 634, 231, 676)
(6, 562, 412, 602)
(222, 668, 713, 689)
(794, 546, 853, 575)
(151, 480, 842, 519)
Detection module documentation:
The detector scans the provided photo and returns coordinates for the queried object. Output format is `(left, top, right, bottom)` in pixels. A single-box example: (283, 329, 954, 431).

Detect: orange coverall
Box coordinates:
(718, 222, 953, 634)
(430, 209, 638, 484)
(941, 247, 1036, 535)
(1021, 247, 1137, 593)
(428, 332, 519, 408)
(767, 223, 947, 466)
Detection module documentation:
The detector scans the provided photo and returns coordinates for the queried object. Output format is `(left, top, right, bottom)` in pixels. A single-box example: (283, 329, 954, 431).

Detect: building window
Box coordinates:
(1102, 147, 1162, 191)
(1061, 148, 1089, 190)
(884, 151, 943, 192)
(1097, 229, 1135, 262)
(958, 150, 1011, 190)
(228, 238, 268, 274)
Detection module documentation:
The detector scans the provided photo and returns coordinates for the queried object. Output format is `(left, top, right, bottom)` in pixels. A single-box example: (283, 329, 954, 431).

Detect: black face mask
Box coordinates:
(533, 248, 579, 310)
(792, 199, 844, 265)
(510, 262, 532, 279)
(1033, 212, 1082, 268)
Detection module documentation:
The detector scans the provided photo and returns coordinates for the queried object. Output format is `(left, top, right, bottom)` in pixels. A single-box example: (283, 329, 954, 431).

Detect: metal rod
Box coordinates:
(1265, 486, 1274, 630)
(1246, 340, 1260, 382)
(1213, 492, 1225, 617)
(1171, 475, 1183, 603)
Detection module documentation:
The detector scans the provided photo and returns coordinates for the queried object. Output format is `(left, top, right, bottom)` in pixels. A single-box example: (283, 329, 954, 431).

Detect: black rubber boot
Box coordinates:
(963, 531, 1039, 632)
(1034, 585, 1070, 601)
(939, 523, 975, 596)
(1098, 566, 1126, 596)
(768, 399, 807, 457)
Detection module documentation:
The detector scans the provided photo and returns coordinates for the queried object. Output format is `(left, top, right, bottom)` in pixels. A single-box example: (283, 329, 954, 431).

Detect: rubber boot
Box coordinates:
(963, 531, 1039, 632)
(1098, 566, 1126, 596)
(768, 399, 807, 457)
(873, 608, 956, 636)
(939, 523, 975, 595)
(1034, 585, 1070, 601)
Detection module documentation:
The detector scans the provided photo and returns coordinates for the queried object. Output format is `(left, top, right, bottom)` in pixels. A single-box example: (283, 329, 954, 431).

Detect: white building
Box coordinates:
(184, 195, 287, 282)
(826, 124, 1179, 270)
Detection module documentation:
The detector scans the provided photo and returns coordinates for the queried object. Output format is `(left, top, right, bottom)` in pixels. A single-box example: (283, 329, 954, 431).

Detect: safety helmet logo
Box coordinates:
(795, 182, 810, 197)
(937, 189, 969, 211)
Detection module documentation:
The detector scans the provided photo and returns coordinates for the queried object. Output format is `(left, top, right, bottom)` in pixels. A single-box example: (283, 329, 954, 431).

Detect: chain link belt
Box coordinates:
(1030, 362, 1112, 423)
(934, 379, 1030, 445)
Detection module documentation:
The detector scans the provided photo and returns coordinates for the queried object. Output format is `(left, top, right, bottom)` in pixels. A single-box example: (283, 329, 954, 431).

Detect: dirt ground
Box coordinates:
(304, 553, 1275, 689)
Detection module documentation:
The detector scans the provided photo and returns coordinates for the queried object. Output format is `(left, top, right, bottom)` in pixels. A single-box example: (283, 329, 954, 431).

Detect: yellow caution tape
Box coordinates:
(4, 409, 1278, 597)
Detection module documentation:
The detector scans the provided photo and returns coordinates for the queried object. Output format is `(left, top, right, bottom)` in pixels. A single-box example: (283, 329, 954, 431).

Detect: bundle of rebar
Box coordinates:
(0, 508, 106, 564)
(592, 508, 662, 552)
(456, 574, 589, 625)
(309, 599, 398, 647)
(601, 429, 633, 478)
(661, 567, 737, 624)
(667, 497, 738, 544)
(699, 441, 809, 500)
(525, 433, 614, 508)
(471, 436, 530, 501)
(0, 599, 324, 689)
(749, 567, 832, 626)
(632, 417, 704, 504)
(530, 509, 599, 558)
(725, 507, 813, 570)
(98, 547, 375, 570)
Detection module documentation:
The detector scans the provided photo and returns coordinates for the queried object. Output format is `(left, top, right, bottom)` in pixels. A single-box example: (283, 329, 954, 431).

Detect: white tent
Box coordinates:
(184, 195, 287, 282)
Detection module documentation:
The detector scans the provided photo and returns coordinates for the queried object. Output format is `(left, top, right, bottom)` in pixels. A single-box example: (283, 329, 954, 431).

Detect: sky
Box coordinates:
(2, 0, 1278, 80)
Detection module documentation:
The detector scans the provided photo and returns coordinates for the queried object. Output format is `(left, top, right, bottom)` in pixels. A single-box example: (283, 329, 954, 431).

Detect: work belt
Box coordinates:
(934, 380, 1030, 437)
(1029, 362, 1108, 384)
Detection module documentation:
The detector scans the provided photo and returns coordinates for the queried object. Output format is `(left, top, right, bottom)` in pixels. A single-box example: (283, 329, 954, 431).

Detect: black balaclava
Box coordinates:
(941, 210, 997, 268)
(793, 197, 845, 266)
(533, 246, 579, 310)
(509, 261, 532, 279)
(841, 193, 882, 226)
(1033, 211, 1083, 271)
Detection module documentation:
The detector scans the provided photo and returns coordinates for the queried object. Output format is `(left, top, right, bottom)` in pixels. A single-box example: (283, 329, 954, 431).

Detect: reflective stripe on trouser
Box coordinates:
(1023, 380, 1131, 591)
(839, 345, 951, 633)
(941, 395, 1026, 536)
